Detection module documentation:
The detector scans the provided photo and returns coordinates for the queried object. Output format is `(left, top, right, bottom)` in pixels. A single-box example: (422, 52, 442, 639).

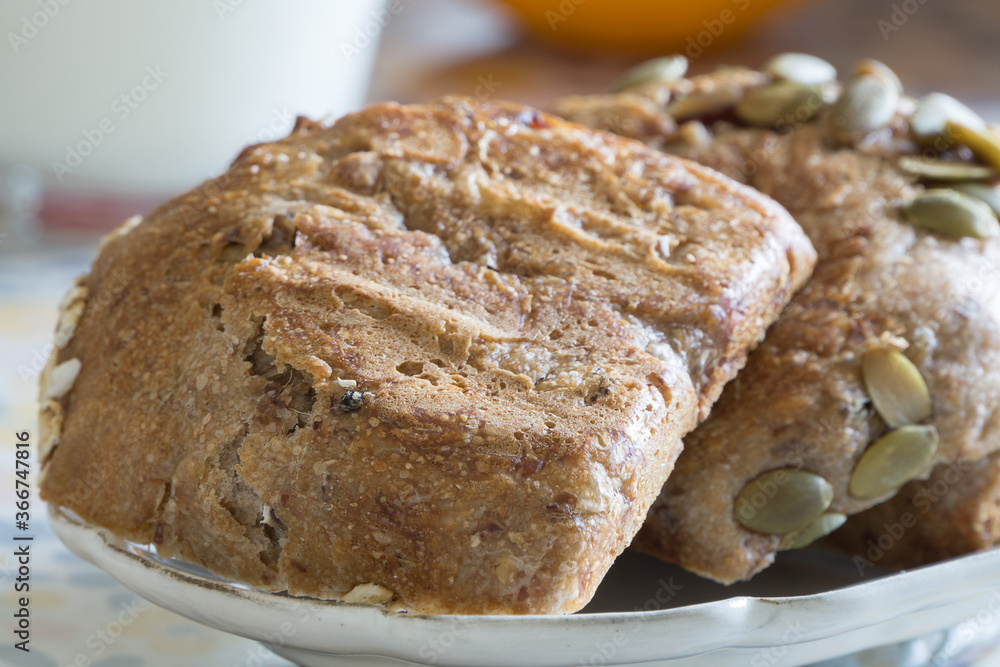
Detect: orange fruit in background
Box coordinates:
(495, 0, 800, 55)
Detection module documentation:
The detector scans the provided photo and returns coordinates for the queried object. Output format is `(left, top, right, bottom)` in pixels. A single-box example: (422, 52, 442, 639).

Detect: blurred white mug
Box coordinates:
(0, 0, 388, 198)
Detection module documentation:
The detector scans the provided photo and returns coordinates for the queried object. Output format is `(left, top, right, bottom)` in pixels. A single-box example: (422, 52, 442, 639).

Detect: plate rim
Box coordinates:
(48, 504, 1000, 666)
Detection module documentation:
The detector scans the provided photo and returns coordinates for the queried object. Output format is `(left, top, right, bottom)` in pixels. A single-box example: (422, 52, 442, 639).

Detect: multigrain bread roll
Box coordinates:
(38, 97, 814, 614)
(553, 57, 1000, 583)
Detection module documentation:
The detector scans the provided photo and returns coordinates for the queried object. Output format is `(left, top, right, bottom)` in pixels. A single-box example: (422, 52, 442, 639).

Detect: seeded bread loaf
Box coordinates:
(38, 97, 814, 613)
(553, 58, 1000, 583)
(827, 453, 1000, 570)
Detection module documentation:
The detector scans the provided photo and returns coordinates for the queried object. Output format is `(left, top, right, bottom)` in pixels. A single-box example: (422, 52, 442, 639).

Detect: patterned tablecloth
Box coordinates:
(0, 242, 292, 667)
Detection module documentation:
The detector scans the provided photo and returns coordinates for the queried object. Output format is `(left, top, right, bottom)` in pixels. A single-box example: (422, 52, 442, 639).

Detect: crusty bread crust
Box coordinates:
(39, 98, 813, 613)
(555, 71, 1000, 583)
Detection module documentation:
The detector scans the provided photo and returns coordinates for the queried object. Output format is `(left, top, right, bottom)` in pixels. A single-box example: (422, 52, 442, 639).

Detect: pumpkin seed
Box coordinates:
(947, 121, 1000, 172)
(664, 88, 742, 121)
(855, 59, 904, 94)
(950, 182, 1000, 217)
(612, 55, 689, 92)
(862, 347, 931, 428)
(898, 156, 997, 181)
(779, 513, 847, 550)
(736, 82, 827, 127)
(735, 469, 834, 535)
(829, 74, 899, 144)
(909, 93, 985, 141)
(849, 425, 939, 499)
(904, 188, 999, 239)
(764, 53, 837, 85)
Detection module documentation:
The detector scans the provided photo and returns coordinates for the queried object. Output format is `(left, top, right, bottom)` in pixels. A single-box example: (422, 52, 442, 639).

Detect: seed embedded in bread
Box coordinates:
(861, 347, 932, 428)
(829, 71, 899, 145)
(909, 92, 985, 142)
(904, 188, 999, 239)
(43, 359, 82, 401)
(849, 425, 939, 499)
(950, 182, 1000, 217)
(764, 53, 837, 86)
(735, 82, 828, 128)
(897, 156, 997, 182)
(735, 469, 834, 535)
(613, 55, 688, 92)
(779, 512, 847, 550)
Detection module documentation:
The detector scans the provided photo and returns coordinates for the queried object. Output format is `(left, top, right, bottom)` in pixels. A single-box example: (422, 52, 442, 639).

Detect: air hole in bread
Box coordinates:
(396, 361, 424, 376)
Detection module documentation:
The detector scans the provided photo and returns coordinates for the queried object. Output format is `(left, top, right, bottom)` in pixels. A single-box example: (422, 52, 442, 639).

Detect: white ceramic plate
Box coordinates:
(49, 506, 1000, 667)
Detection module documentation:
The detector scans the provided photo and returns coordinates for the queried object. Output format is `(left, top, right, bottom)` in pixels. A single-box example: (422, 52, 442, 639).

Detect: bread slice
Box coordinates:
(554, 64, 1000, 583)
(38, 97, 813, 613)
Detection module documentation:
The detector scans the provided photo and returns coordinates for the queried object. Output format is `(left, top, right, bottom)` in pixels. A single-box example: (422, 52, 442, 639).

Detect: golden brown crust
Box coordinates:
(556, 71, 1000, 583)
(39, 98, 813, 613)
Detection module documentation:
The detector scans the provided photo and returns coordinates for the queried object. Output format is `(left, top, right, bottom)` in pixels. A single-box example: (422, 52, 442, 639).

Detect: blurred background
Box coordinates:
(3, 0, 1000, 235)
(2, 0, 1000, 664)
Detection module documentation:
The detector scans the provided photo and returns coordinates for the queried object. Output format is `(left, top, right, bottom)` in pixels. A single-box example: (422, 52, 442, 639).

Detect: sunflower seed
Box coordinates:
(779, 513, 847, 550)
(764, 53, 837, 85)
(849, 425, 939, 500)
(950, 182, 1000, 217)
(736, 82, 827, 127)
(909, 93, 985, 141)
(829, 74, 899, 145)
(735, 469, 834, 535)
(904, 188, 999, 239)
(612, 55, 689, 92)
(862, 347, 931, 428)
(947, 121, 1000, 172)
(855, 59, 904, 94)
(898, 156, 997, 181)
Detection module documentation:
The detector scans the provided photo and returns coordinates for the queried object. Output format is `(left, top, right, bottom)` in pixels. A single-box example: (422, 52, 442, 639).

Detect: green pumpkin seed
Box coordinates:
(736, 82, 828, 127)
(664, 89, 742, 121)
(764, 53, 837, 85)
(862, 347, 931, 428)
(735, 469, 834, 535)
(849, 425, 939, 499)
(829, 74, 899, 145)
(904, 188, 999, 239)
(947, 121, 1000, 172)
(855, 59, 904, 94)
(950, 182, 1000, 217)
(898, 156, 997, 181)
(909, 93, 985, 141)
(612, 55, 689, 92)
(779, 513, 847, 550)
